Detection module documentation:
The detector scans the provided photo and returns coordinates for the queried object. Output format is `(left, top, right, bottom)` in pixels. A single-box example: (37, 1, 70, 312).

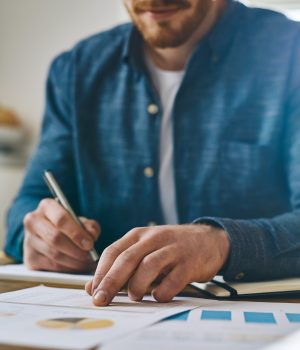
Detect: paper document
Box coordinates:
(0, 263, 91, 286)
(0, 286, 205, 349)
(263, 329, 300, 350)
(103, 299, 300, 350)
(0, 285, 208, 314)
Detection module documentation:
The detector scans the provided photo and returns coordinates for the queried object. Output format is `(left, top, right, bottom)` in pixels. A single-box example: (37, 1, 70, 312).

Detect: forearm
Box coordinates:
(194, 210, 300, 281)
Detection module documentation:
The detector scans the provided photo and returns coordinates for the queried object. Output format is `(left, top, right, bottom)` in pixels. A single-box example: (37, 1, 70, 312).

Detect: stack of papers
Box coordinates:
(0, 264, 91, 287)
(0, 285, 204, 350)
(0, 265, 300, 349)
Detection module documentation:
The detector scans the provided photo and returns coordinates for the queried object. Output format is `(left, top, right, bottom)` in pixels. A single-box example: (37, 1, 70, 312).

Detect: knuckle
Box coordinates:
(141, 255, 159, 272)
(53, 210, 68, 227)
(39, 198, 52, 211)
(23, 212, 36, 228)
(119, 249, 134, 265)
(73, 231, 84, 241)
(102, 274, 119, 291)
(127, 227, 143, 238)
(103, 244, 122, 259)
(153, 229, 169, 243)
(85, 221, 101, 239)
(48, 229, 61, 245)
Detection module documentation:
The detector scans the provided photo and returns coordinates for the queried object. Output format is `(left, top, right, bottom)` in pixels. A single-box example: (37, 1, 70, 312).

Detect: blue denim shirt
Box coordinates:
(5, 0, 300, 282)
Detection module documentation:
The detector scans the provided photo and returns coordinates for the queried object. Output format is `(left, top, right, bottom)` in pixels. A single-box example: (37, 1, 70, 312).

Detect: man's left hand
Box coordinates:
(86, 224, 230, 306)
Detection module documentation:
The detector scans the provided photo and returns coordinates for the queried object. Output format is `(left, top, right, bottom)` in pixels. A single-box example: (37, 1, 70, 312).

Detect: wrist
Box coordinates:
(201, 223, 231, 273)
(216, 227, 231, 273)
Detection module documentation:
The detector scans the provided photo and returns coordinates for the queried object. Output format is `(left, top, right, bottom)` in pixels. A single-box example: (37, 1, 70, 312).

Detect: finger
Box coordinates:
(79, 217, 101, 241)
(38, 199, 94, 251)
(152, 266, 188, 303)
(92, 240, 158, 306)
(24, 245, 85, 273)
(26, 231, 93, 273)
(24, 212, 93, 262)
(91, 228, 145, 293)
(127, 247, 176, 301)
(85, 280, 93, 296)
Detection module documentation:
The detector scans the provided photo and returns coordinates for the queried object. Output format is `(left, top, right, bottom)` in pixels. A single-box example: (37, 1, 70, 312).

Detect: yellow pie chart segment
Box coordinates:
(78, 319, 114, 330)
(37, 317, 114, 330)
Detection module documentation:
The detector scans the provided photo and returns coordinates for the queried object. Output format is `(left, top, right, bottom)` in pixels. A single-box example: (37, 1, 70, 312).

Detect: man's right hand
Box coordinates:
(23, 198, 100, 273)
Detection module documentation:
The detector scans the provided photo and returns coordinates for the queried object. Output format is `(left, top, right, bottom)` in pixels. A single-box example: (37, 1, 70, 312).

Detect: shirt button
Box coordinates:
(144, 167, 154, 178)
(147, 104, 159, 115)
(235, 272, 245, 281)
(147, 221, 157, 226)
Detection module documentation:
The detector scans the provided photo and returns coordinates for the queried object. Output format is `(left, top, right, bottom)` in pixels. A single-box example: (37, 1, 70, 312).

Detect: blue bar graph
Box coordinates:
(286, 313, 300, 323)
(244, 312, 276, 324)
(201, 310, 232, 321)
(166, 311, 190, 321)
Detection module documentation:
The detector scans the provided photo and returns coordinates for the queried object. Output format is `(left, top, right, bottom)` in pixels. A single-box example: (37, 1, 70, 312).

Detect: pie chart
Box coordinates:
(37, 317, 114, 330)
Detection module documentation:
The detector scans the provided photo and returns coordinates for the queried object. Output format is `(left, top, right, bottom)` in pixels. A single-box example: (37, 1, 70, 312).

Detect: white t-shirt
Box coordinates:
(146, 56, 185, 225)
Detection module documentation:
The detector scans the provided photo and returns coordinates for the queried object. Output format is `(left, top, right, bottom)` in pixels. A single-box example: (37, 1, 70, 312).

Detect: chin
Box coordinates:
(144, 31, 190, 48)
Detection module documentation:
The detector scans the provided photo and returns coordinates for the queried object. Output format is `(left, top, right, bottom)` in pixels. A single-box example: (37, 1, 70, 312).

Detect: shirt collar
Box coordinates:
(206, 0, 241, 59)
(122, 25, 143, 68)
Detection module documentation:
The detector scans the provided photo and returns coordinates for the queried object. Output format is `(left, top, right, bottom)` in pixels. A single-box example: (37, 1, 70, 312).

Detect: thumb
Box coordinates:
(79, 217, 101, 241)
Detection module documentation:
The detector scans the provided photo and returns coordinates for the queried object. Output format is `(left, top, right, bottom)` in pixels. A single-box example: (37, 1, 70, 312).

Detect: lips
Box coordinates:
(134, 0, 190, 13)
(143, 8, 182, 20)
(133, 0, 190, 21)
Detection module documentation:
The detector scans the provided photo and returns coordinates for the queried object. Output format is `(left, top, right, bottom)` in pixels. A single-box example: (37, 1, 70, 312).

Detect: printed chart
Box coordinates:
(166, 299, 300, 327)
(0, 286, 203, 350)
(104, 300, 300, 350)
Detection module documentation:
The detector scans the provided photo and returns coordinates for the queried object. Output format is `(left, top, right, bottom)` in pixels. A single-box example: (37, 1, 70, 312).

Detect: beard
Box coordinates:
(125, 0, 214, 48)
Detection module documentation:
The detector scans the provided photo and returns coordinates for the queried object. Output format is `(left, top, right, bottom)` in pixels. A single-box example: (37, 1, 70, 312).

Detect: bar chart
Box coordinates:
(166, 300, 300, 328)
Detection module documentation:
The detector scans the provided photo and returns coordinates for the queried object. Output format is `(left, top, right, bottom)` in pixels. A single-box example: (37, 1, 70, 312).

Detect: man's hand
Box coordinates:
(23, 198, 100, 273)
(86, 224, 230, 305)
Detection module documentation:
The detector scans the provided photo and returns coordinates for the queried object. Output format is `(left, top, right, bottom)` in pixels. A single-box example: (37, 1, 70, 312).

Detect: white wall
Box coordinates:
(241, 0, 300, 20)
(0, 0, 129, 147)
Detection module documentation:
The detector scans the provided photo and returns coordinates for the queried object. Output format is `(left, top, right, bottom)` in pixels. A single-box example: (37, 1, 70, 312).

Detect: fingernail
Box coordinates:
(81, 239, 91, 250)
(94, 290, 107, 303)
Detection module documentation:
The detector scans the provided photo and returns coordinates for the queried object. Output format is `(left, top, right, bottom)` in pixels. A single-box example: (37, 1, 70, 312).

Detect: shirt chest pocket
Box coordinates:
(220, 141, 282, 218)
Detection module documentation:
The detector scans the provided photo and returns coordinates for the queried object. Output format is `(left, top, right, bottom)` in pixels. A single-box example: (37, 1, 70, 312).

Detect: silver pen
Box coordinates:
(43, 170, 99, 262)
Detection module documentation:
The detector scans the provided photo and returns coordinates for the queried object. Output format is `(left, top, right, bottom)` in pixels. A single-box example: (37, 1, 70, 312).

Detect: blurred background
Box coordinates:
(0, 0, 300, 249)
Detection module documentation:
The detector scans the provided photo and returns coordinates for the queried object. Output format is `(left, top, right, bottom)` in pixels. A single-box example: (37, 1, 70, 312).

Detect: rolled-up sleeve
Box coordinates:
(4, 52, 77, 262)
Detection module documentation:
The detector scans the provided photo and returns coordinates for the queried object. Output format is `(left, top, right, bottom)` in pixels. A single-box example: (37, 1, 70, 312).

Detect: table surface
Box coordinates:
(0, 252, 299, 350)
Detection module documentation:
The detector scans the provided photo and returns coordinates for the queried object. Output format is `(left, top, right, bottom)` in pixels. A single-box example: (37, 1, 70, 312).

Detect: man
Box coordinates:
(5, 0, 300, 306)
